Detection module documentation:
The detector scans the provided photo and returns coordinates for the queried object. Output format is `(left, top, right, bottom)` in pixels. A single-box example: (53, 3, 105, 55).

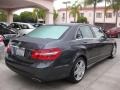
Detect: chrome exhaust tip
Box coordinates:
(32, 78, 42, 83)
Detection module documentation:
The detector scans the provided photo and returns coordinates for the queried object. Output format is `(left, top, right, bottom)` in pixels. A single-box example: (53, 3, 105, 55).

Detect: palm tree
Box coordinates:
(69, 1, 82, 22)
(33, 8, 46, 23)
(84, 0, 103, 25)
(53, 10, 58, 24)
(103, 0, 110, 29)
(106, 0, 120, 27)
(33, 8, 39, 23)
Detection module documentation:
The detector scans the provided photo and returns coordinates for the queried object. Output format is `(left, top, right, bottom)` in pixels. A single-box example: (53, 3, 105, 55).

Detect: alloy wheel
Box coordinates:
(74, 60, 85, 81)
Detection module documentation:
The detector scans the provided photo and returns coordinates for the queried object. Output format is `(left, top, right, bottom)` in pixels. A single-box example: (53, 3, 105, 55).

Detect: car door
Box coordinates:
(92, 26, 112, 60)
(73, 25, 101, 65)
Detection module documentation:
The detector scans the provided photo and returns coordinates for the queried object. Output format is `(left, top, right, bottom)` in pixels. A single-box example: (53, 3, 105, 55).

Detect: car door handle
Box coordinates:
(83, 41, 88, 43)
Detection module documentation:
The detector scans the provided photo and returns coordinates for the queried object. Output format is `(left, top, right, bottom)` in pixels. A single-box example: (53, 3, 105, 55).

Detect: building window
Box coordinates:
(80, 13, 84, 17)
(106, 13, 112, 18)
(96, 13, 102, 18)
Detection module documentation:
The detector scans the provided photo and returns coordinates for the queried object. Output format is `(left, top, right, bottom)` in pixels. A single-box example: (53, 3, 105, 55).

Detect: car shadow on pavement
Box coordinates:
(6, 57, 117, 90)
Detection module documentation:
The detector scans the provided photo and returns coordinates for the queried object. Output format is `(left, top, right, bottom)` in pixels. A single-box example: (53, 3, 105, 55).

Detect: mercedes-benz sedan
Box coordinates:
(5, 24, 117, 83)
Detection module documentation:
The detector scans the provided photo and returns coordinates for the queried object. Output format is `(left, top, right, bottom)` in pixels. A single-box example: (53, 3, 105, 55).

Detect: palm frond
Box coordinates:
(69, 2, 82, 22)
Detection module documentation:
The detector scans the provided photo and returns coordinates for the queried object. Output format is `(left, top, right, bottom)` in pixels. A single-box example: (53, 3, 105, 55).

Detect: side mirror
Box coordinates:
(99, 36, 107, 41)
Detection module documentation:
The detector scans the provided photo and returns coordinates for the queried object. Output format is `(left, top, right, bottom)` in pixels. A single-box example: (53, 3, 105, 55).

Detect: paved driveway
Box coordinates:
(0, 39, 120, 90)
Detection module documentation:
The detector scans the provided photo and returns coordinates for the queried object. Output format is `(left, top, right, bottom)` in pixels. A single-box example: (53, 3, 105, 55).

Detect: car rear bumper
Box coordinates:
(5, 57, 71, 82)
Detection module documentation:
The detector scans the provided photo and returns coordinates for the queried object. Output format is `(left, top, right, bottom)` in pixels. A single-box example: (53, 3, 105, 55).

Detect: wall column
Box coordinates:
(45, 10, 53, 24)
(6, 10, 13, 24)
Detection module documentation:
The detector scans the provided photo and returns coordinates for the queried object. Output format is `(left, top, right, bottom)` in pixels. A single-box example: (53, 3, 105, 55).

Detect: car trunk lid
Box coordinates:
(9, 36, 55, 63)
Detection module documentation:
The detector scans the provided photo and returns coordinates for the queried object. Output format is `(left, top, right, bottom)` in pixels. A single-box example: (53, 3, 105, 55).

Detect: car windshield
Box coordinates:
(27, 25, 69, 39)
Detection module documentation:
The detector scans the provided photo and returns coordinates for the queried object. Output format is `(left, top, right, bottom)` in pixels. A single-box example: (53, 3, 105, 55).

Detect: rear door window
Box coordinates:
(79, 26, 94, 38)
(27, 26, 69, 39)
(76, 28, 82, 39)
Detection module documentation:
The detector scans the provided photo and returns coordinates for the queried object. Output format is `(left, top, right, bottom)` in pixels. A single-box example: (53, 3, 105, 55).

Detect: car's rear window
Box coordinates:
(27, 26, 69, 39)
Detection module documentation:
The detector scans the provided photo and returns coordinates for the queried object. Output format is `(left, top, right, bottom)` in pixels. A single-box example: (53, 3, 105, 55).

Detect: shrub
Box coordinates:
(77, 16, 88, 23)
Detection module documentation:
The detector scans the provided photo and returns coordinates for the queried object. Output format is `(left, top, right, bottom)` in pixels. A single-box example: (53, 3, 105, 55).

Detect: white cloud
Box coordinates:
(14, 0, 105, 14)
(54, 0, 84, 9)
(14, 0, 82, 14)
(14, 8, 33, 15)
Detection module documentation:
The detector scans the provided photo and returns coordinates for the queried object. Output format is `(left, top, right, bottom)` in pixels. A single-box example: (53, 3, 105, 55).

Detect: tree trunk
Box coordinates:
(74, 15, 76, 22)
(93, 2, 96, 25)
(53, 19, 56, 24)
(53, 20, 55, 24)
(103, 0, 107, 29)
(74, 17, 76, 22)
(115, 11, 118, 27)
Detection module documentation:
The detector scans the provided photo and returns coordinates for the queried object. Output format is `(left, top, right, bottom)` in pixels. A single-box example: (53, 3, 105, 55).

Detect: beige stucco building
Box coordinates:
(57, 7, 120, 29)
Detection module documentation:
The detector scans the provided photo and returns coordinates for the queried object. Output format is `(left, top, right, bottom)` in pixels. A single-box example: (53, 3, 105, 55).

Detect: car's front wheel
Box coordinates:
(69, 57, 86, 83)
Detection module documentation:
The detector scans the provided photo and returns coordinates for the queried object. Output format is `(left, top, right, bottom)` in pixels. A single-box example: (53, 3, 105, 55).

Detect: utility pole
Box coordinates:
(63, 1, 71, 23)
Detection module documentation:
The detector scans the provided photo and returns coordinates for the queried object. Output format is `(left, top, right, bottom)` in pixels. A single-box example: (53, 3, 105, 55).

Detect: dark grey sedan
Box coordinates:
(5, 24, 117, 83)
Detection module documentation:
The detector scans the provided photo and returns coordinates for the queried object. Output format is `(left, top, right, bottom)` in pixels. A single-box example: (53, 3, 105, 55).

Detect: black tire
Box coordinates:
(110, 44, 117, 58)
(68, 57, 86, 83)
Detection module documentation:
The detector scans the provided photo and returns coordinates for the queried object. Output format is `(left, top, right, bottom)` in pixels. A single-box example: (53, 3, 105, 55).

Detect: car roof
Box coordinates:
(10, 23, 92, 28)
(11, 22, 30, 25)
(11, 23, 90, 26)
(45, 23, 91, 27)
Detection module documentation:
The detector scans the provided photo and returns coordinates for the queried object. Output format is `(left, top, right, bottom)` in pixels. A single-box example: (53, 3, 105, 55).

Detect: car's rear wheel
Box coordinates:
(68, 57, 86, 83)
(110, 44, 117, 58)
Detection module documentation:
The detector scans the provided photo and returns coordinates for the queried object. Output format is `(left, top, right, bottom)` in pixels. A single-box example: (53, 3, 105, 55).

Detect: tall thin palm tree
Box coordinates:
(69, 1, 82, 22)
(53, 9, 58, 24)
(103, 0, 111, 28)
(84, 0, 103, 25)
(33, 8, 46, 23)
(106, 0, 120, 27)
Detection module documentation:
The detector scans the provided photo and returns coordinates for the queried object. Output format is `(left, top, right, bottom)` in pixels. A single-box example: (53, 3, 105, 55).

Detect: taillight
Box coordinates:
(0, 35, 3, 42)
(31, 48, 61, 61)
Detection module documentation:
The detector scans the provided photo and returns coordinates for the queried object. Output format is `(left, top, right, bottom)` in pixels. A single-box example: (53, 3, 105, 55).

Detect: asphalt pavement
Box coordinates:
(0, 39, 120, 90)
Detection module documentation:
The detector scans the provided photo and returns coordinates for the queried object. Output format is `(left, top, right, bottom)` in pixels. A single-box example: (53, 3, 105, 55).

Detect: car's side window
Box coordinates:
(79, 26, 94, 39)
(92, 27, 105, 39)
(21, 24, 29, 29)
